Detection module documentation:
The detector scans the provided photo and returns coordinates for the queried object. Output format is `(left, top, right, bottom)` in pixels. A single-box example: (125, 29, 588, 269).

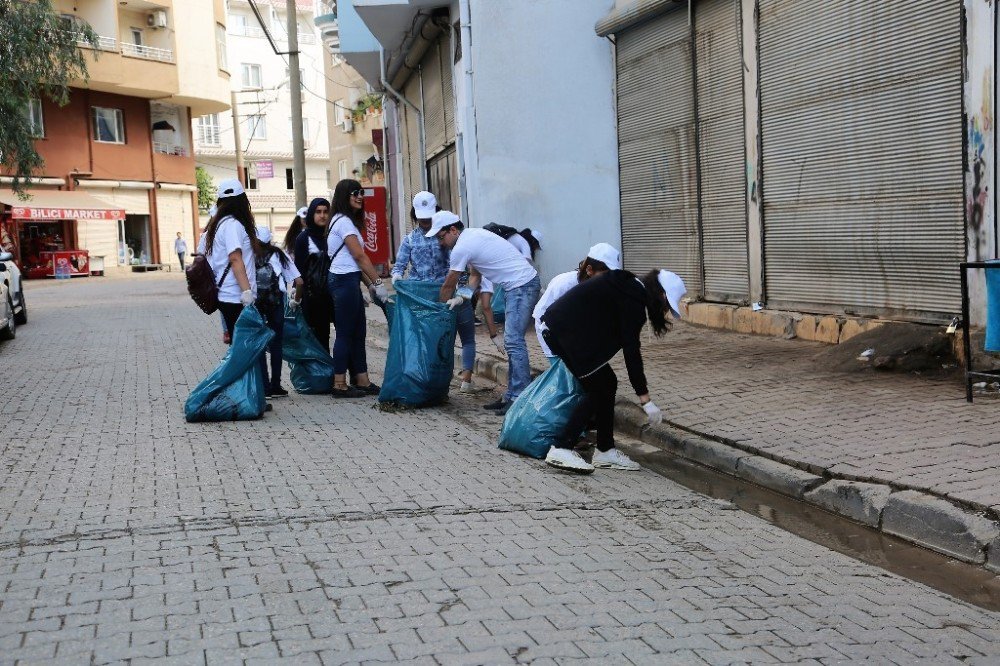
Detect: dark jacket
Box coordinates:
(542, 270, 649, 395)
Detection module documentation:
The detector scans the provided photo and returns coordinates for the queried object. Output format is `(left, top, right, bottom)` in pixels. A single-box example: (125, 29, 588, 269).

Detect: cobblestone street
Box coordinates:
(2, 275, 999, 664)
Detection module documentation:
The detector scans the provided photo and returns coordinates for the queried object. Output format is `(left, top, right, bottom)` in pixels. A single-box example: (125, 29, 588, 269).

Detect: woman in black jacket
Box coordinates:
(541, 269, 685, 473)
(293, 197, 333, 351)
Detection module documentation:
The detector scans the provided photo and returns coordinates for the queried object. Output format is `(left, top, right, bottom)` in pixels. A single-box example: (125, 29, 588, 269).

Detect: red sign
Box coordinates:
(11, 206, 125, 221)
(40, 250, 89, 277)
(362, 186, 389, 265)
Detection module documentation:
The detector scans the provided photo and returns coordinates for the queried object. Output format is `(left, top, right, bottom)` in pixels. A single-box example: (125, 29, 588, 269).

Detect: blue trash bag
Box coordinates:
(986, 262, 1000, 352)
(498, 358, 586, 459)
(490, 286, 506, 324)
(185, 306, 273, 422)
(281, 304, 336, 394)
(379, 280, 457, 407)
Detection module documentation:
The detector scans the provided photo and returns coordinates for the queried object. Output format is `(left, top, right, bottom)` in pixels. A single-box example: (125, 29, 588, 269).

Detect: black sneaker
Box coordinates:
(265, 388, 273, 398)
(331, 385, 367, 398)
(271, 386, 289, 398)
(483, 398, 507, 410)
(356, 382, 380, 395)
(492, 401, 512, 416)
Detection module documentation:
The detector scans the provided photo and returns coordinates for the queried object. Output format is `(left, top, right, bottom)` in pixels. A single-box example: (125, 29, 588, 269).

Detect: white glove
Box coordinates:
(642, 400, 663, 426)
(372, 282, 389, 301)
(362, 289, 372, 307)
(240, 289, 254, 306)
(288, 297, 301, 312)
(446, 296, 465, 310)
(491, 335, 506, 356)
(391, 274, 401, 286)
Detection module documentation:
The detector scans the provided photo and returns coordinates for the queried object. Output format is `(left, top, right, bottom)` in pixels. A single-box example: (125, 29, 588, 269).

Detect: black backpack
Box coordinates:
(185, 254, 230, 315)
(483, 223, 519, 240)
(255, 253, 283, 312)
(303, 241, 346, 302)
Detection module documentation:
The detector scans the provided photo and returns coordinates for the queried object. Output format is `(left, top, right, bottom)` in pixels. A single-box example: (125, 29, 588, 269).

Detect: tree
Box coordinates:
(195, 167, 215, 211)
(0, 0, 97, 196)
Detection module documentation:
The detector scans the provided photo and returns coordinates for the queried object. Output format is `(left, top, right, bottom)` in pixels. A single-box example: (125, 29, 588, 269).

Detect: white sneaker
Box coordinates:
(592, 448, 641, 471)
(545, 448, 595, 474)
(460, 381, 474, 393)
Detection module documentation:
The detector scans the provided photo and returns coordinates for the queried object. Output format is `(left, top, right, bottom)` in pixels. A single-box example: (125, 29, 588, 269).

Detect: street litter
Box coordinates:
(498, 359, 585, 459)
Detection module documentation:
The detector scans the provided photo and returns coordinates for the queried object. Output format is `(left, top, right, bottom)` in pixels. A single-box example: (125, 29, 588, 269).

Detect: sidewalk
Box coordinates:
(366, 303, 1000, 569)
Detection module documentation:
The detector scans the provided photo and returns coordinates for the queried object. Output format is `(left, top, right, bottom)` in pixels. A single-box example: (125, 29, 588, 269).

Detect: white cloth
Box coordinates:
(533, 270, 578, 357)
(270, 250, 300, 293)
(196, 216, 256, 303)
(327, 214, 363, 274)
(508, 233, 532, 260)
(449, 228, 537, 290)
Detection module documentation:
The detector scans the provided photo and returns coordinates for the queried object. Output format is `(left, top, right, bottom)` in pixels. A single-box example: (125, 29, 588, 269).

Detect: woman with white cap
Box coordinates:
(533, 242, 620, 364)
(196, 178, 259, 341)
(540, 268, 686, 474)
(255, 226, 303, 398)
(282, 206, 309, 254)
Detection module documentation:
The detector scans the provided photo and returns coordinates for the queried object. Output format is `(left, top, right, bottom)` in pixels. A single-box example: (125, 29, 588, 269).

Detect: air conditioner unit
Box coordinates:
(341, 118, 354, 134)
(147, 10, 168, 29)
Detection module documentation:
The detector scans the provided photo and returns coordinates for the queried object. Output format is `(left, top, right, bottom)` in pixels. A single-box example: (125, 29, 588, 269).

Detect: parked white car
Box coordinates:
(0, 279, 13, 341)
(0, 250, 25, 335)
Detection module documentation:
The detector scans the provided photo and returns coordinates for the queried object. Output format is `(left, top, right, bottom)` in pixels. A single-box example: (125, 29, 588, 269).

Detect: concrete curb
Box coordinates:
(366, 314, 1000, 569)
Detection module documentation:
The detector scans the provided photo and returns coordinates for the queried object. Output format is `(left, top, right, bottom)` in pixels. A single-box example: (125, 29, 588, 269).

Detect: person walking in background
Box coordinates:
(429, 212, 541, 415)
(293, 198, 334, 351)
(195, 179, 258, 340)
(175, 232, 187, 271)
(391, 192, 479, 392)
(255, 226, 303, 398)
(534, 243, 620, 364)
(326, 179, 388, 398)
(540, 269, 686, 474)
(283, 206, 308, 254)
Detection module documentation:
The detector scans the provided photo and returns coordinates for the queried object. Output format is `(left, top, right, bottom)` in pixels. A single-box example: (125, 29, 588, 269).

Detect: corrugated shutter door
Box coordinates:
(402, 73, 424, 218)
(617, 9, 701, 293)
(696, 0, 747, 302)
(422, 40, 446, 156)
(441, 38, 456, 145)
(154, 190, 189, 262)
(759, 0, 964, 319)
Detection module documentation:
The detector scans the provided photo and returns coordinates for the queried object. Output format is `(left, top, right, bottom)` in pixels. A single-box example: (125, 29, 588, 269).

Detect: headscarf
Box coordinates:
(303, 197, 331, 254)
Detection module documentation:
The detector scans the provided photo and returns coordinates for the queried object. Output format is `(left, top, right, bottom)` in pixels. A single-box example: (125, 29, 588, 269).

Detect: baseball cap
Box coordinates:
(296, 206, 308, 219)
(530, 229, 543, 248)
(587, 243, 620, 271)
(412, 191, 437, 220)
(216, 178, 245, 199)
(256, 226, 272, 244)
(424, 210, 462, 237)
(657, 270, 687, 319)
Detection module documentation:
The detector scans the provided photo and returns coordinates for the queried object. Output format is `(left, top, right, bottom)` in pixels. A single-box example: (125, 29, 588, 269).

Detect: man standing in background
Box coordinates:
(175, 232, 188, 271)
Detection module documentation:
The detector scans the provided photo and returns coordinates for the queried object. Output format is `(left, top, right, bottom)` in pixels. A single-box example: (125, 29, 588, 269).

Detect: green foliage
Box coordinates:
(0, 0, 97, 196)
(195, 167, 215, 211)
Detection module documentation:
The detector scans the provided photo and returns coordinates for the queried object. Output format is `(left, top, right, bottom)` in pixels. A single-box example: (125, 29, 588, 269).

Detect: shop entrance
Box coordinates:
(16, 219, 76, 278)
(122, 215, 151, 265)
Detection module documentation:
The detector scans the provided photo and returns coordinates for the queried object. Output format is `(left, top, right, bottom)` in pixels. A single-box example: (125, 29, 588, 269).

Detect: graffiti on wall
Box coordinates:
(964, 0, 996, 261)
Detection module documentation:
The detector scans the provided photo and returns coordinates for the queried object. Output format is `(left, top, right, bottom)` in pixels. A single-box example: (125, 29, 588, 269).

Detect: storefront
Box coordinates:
(0, 190, 125, 278)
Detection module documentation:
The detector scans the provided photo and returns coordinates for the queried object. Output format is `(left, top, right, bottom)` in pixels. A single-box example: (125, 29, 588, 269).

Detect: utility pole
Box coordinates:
(231, 89, 246, 187)
(287, 0, 307, 209)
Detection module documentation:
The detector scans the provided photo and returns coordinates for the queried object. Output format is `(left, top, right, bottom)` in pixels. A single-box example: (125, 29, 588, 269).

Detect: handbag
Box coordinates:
(186, 254, 231, 315)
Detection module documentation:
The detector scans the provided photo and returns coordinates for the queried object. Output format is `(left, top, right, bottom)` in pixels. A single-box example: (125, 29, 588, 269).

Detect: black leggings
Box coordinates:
(303, 295, 332, 352)
(557, 363, 618, 453)
(218, 302, 244, 343)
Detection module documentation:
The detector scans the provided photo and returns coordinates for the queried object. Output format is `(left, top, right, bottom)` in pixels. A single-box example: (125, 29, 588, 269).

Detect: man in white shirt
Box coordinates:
(428, 211, 541, 415)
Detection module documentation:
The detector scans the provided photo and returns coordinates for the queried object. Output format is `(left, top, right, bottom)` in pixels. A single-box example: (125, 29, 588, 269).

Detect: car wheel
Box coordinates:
(0, 296, 15, 341)
(13, 288, 26, 325)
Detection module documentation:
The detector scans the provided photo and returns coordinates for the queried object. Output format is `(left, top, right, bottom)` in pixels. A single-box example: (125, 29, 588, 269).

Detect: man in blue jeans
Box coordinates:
(429, 211, 541, 415)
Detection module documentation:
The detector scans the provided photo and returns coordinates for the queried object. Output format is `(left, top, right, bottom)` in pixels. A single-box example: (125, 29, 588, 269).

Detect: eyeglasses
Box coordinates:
(350, 189, 364, 198)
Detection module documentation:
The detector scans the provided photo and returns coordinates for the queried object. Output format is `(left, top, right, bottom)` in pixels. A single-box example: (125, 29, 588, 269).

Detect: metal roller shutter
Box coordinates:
(759, 0, 964, 319)
(441, 38, 456, 145)
(617, 8, 702, 293)
(422, 40, 447, 156)
(402, 73, 425, 219)
(696, 0, 747, 302)
(154, 190, 191, 262)
(76, 219, 118, 264)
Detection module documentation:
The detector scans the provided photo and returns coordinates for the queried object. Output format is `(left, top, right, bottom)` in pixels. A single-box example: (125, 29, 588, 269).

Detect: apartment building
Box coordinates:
(0, 0, 230, 277)
(194, 0, 331, 242)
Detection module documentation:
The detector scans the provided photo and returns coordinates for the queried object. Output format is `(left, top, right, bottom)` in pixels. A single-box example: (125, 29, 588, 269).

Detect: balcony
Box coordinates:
(74, 32, 118, 52)
(315, 13, 340, 52)
(121, 43, 175, 63)
(153, 142, 189, 157)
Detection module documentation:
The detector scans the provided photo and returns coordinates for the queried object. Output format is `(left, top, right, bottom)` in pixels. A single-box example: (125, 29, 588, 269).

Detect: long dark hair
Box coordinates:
(283, 215, 304, 252)
(205, 192, 260, 257)
(576, 257, 610, 283)
(331, 179, 364, 230)
(519, 228, 541, 260)
(639, 270, 671, 336)
(260, 240, 290, 269)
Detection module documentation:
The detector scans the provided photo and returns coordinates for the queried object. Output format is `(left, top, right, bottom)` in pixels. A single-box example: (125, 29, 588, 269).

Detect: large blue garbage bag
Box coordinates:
(986, 262, 1000, 351)
(282, 305, 336, 393)
(498, 358, 585, 459)
(379, 280, 457, 407)
(185, 306, 273, 422)
(490, 286, 506, 324)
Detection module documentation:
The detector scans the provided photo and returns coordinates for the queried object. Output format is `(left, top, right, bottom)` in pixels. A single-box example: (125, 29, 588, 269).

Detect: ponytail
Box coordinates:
(639, 270, 671, 336)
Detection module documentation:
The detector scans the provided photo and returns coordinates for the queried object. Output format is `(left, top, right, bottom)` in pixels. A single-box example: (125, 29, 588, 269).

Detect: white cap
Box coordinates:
(256, 226, 272, 244)
(216, 178, 245, 199)
(657, 270, 687, 319)
(424, 210, 462, 237)
(208, 205, 218, 218)
(296, 206, 308, 219)
(530, 229, 543, 247)
(587, 243, 620, 271)
(412, 191, 437, 219)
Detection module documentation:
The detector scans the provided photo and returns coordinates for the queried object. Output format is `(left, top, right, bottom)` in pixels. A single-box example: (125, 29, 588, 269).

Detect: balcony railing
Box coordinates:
(121, 43, 175, 63)
(72, 32, 118, 52)
(153, 142, 188, 157)
(229, 24, 315, 45)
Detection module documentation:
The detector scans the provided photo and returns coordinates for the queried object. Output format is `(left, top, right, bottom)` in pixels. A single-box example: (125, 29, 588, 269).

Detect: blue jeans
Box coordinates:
(455, 300, 476, 372)
(258, 299, 285, 390)
(502, 275, 541, 401)
(327, 271, 367, 376)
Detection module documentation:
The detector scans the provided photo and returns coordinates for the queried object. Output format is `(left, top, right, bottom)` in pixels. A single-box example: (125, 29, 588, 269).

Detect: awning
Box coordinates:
(0, 189, 126, 221)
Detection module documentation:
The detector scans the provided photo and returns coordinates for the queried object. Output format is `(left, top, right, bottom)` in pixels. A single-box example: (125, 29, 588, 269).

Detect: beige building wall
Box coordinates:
(172, 0, 231, 116)
(322, 54, 383, 187)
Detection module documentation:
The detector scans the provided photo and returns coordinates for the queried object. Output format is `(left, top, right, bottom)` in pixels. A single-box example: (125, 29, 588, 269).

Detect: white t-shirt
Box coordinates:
(327, 214, 363, 274)
(196, 216, 256, 303)
(533, 270, 578, 357)
(269, 250, 301, 294)
(449, 228, 537, 290)
(508, 233, 532, 260)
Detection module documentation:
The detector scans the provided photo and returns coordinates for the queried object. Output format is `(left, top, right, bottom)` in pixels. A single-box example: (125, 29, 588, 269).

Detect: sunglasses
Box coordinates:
(350, 189, 364, 198)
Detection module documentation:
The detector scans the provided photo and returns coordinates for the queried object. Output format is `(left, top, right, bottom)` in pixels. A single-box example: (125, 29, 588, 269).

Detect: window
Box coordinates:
(196, 114, 220, 145)
(284, 67, 305, 89)
(245, 115, 266, 140)
(285, 168, 294, 190)
(25, 99, 44, 138)
(130, 28, 143, 45)
(326, 169, 332, 189)
(338, 159, 347, 180)
(92, 107, 125, 143)
(242, 167, 258, 191)
(230, 14, 248, 34)
(216, 24, 227, 70)
(241, 63, 261, 89)
(289, 117, 310, 148)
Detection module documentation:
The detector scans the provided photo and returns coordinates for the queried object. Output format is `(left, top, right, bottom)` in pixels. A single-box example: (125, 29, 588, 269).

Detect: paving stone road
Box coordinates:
(1, 274, 999, 664)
